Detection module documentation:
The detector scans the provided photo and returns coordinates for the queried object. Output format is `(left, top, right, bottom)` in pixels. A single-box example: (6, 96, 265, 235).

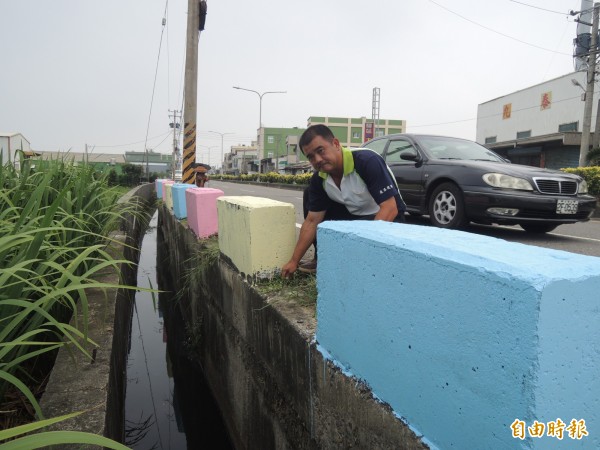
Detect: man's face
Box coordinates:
(302, 136, 343, 174)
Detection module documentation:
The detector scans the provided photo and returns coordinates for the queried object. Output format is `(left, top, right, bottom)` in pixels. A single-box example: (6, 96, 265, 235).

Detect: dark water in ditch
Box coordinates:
(124, 210, 234, 449)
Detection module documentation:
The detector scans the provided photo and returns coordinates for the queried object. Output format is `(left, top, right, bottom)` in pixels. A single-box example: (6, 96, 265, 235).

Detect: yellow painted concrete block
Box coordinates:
(164, 183, 174, 211)
(217, 196, 296, 279)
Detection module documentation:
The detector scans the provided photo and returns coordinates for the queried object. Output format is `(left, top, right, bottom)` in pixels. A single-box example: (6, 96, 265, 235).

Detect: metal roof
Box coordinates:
(34, 151, 126, 164)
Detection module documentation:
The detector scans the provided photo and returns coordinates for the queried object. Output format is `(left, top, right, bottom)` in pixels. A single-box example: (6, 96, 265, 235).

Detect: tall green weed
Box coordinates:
(0, 154, 140, 447)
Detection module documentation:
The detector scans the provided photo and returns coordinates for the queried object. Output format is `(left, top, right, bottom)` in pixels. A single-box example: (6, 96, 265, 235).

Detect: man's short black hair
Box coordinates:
(299, 124, 335, 154)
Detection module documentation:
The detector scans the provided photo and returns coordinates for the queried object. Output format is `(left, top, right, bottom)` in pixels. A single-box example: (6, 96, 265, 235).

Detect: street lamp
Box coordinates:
(208, 130, 234, 173)
(198, 145, 218, 167)
(233, 86, 287, 173)
(571, 78, 586, 100)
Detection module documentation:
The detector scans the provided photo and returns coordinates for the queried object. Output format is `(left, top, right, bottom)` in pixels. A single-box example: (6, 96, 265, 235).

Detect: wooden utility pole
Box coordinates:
(580, 3, 599, 166)
(182, 0, 207, 184)
(169, 109, 181, 179)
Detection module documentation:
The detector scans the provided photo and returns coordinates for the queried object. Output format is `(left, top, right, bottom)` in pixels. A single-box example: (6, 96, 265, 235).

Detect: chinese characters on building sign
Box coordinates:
(541, 91, 552, 110)
(364, 123, 374, 142)
(503, 103, 512, 120)
(511, 418, 588, 440)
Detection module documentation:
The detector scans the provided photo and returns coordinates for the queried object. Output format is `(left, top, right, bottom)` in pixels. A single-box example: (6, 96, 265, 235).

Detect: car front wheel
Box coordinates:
(428, 182, 468, 229)
(520, 223, 558, 234)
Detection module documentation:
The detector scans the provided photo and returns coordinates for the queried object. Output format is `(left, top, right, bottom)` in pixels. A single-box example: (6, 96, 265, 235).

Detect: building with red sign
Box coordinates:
(307, 116, 406, 148)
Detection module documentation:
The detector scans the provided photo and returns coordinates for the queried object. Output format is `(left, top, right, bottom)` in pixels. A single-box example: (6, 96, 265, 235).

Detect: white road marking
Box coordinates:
(494, 224, 600, 243)
(550, 232, 600, 243)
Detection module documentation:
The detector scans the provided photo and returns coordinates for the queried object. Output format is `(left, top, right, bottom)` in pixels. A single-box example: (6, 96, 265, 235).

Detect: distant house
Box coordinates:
(0, 132, 31, 163)
(224, 144, 257, 175)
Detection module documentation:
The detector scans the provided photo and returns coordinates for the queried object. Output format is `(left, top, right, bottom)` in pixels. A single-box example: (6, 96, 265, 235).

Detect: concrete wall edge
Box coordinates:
(158, 203, 430, 450)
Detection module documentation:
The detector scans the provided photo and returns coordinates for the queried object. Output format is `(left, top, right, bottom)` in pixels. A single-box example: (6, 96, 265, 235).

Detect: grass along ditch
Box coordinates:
(0, 155, 151, 448)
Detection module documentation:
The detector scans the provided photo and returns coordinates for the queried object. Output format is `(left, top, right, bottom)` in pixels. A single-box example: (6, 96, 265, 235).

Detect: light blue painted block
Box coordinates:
(316, 221, 600, 450)
(172, 183, 194, 219)
(155, 178, 168, 198)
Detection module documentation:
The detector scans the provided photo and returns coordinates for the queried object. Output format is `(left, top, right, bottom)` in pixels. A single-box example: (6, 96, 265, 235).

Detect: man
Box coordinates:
(281, 124, 406, 278)
(194, 166, 209, 187)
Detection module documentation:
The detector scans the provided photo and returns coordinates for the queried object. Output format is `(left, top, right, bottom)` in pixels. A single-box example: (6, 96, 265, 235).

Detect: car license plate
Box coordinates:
(556, 199, 578, 214)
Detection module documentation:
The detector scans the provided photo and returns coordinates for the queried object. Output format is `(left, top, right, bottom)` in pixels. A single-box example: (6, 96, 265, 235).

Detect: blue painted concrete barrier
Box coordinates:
(316, 221, 600, 450)
(172, 183, 194, 219)
(155, 178, 168, 198)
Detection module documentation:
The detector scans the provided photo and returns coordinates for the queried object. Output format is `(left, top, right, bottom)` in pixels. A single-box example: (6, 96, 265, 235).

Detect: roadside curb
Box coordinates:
(215, 179, 307, 191)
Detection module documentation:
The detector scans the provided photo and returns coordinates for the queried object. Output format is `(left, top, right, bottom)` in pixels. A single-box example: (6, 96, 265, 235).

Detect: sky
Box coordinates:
(0, 0, 588, 166)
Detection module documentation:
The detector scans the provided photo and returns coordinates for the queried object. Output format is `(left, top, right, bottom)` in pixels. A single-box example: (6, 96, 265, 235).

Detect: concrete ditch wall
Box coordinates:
(40, 183, 155, 443)
(158, 202, 429, 450)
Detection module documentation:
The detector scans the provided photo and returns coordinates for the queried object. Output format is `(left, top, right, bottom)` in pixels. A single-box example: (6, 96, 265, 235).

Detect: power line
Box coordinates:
(544, 18, 572, 79)
(150, 129, 173, 151)
(142, 2, 169, 179)
(428, 0, 572, 56)
(409, 117, 477, 128)
(409, 92, 592, 129)
(165, 0, 171, 108)
(508, 0, 569, 15)
(95, 131, 171, 148)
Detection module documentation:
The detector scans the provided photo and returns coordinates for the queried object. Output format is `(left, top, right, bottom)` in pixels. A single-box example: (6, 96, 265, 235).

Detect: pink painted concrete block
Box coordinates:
(185, 187, 224, 238)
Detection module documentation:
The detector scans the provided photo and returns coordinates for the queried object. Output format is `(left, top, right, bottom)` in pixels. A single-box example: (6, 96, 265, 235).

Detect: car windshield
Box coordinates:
(417, 136, 505, 162)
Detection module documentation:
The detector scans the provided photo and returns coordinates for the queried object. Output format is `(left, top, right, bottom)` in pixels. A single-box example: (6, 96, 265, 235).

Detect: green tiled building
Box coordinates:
(307, 116, 406, 147)
(255, 116, 406, 173)
(259, 127, 305, 173)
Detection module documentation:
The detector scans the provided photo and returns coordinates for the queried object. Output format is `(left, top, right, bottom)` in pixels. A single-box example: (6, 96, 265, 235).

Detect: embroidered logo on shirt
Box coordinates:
(379, 184, 394, 194)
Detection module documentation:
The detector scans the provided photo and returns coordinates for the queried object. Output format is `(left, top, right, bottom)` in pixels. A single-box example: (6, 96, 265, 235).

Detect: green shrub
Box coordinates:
(561, 166, 600, 197)
(215, 171, 312, 185)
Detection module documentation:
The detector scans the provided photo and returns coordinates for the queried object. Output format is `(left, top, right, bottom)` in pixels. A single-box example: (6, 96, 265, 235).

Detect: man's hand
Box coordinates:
(281, 260, 298, 279)
(280, 210, 325, 279)
(375, 196, 399, 221)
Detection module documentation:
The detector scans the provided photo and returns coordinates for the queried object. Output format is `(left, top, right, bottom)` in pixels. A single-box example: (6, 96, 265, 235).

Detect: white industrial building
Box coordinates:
(223, 143, 258, 175)
(476, 71, 596, 169)
(0, 132, 31, 163)
(475, 0, 598, 169)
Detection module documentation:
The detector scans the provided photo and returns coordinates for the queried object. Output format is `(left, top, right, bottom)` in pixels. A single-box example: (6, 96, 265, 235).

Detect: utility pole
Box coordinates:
(580, 2, 599, 166)
(182, 0, 207, 184)
(208, 130, 233, 173)
(169, 109, 181, 179)
(594, 97, 600, 150)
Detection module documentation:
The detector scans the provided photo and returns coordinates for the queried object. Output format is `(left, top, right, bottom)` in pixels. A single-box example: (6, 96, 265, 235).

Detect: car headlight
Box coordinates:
(578, 179, 589, 194)
(482, 173, 533, 190)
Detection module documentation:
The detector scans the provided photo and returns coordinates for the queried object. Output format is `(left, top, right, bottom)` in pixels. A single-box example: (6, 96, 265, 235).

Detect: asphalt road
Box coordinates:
(208, 180, 600, 258)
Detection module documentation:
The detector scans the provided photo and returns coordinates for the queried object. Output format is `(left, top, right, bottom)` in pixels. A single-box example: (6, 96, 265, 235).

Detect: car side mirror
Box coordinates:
(400, 149, 421, 162)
